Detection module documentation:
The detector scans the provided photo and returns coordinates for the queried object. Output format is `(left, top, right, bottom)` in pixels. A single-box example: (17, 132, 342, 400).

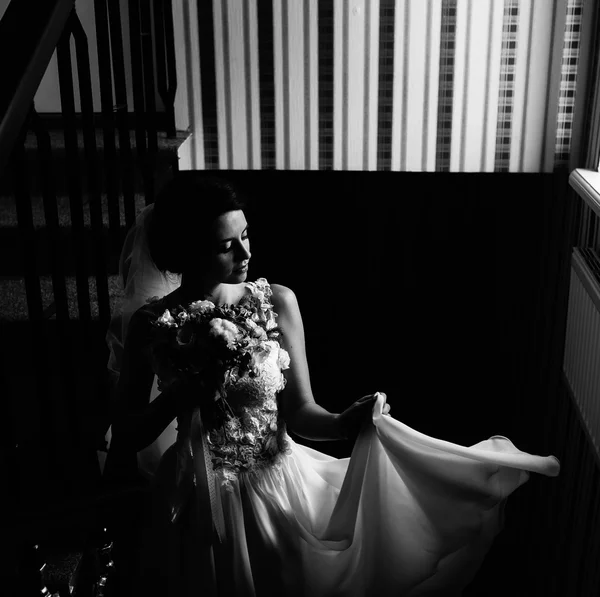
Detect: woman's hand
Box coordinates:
(336, 392, 390, 440)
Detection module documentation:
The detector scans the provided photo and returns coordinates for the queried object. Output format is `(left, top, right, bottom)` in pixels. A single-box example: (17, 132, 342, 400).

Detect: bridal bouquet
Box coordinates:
(149, 279, 292, 486)
(149, 292, 286, 402)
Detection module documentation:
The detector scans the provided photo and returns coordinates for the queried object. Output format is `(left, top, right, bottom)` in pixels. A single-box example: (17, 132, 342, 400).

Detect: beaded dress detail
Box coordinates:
(204, 278, 291, 488)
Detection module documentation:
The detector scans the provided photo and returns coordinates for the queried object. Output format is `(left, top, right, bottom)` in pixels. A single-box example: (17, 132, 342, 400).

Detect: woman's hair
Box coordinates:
(147, 174, 248, 275)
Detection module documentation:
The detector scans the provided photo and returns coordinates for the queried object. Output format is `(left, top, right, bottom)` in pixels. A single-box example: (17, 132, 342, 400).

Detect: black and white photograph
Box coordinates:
(1, 0, 598, 595)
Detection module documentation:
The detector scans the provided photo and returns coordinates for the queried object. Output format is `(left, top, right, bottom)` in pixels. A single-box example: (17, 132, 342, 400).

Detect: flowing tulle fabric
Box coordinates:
(137, 394, 559, 597)
(105, 204, 180, 381)
(101, 204, 179, 477)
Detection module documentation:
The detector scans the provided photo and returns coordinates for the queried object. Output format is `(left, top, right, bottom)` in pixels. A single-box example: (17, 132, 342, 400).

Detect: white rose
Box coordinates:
(157, 309, 177, 327)
(221, 319, 241, 340)
(277, 348, 291, 371)
(209, 318, 226, 337)
(209, 318, 241, 348)
(189, 299, 215, 313)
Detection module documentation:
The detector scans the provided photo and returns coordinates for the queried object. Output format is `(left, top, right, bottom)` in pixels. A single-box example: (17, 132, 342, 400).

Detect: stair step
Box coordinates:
(0, 191, 151, 276)
(0, 226, 132, 278)
(0, 129, 190, 196)
(21, 127, 189, 153)
(0, 274, 123, 322)
(0, 191, 148, 229)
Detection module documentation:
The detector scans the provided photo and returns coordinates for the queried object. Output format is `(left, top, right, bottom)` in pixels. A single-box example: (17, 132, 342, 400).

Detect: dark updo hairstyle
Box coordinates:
(147, 174, 248, 275)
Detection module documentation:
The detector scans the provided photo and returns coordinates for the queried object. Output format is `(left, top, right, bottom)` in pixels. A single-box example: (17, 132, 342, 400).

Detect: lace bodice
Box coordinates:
(147, 278, 291, 489)
(191, 279, 291, 487)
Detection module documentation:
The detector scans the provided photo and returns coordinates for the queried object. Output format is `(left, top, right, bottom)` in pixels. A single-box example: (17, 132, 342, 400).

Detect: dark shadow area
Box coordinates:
(4, 168, 573, 596)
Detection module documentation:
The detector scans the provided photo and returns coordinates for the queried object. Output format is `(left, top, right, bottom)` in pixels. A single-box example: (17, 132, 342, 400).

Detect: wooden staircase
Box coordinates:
(1, 122, 190, 588)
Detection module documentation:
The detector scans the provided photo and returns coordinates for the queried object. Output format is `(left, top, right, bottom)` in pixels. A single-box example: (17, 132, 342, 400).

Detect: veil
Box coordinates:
(101, 203, 182, 477)
(106, 203, 181, 382)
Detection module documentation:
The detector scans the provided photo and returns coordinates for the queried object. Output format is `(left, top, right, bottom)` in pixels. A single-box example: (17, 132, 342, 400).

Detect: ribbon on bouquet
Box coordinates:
(169, 406, 227, 545)
(190, 404, 227, 544)
(167, 402, 227, 597)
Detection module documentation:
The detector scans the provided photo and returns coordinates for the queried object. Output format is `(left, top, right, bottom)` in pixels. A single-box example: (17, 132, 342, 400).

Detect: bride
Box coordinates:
(104, 174, 559, 597)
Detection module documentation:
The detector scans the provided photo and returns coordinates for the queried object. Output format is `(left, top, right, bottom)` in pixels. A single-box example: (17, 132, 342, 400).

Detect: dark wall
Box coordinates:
(174, 169, 574, 457)
(204, 170, 577, 597)
(7, 168, 573, 490)
(7, 169, 576, 597)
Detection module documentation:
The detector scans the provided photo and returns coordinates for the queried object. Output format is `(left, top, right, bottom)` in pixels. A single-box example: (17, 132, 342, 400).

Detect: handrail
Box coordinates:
(0, 0, 75, 176)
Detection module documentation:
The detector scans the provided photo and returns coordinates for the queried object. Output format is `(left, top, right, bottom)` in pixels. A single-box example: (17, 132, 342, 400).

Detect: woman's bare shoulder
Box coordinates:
(270, 283, 297, 306)
(269, 284, 301, 322)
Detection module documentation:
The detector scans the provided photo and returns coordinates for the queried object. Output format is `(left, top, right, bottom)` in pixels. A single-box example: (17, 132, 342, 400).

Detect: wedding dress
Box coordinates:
(105, 206, 559, 596)
(127, 278, 558, 597)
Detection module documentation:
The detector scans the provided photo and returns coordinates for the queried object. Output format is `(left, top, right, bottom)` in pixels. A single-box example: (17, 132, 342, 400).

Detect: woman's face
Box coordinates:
(204, 209, 251, 283)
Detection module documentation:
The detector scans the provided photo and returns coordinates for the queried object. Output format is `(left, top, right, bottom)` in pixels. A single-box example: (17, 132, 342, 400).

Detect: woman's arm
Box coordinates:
(110, 307, 190, 453)
(271, 284, 352, 441)
(271, 284, 388, 441)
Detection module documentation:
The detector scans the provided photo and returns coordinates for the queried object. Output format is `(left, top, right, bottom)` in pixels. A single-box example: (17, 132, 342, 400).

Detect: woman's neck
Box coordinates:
(176, 276, 236, 306)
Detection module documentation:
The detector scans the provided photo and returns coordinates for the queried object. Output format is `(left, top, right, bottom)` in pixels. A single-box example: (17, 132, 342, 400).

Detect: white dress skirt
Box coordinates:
(133, 394, 559, 597)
